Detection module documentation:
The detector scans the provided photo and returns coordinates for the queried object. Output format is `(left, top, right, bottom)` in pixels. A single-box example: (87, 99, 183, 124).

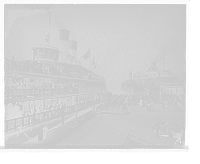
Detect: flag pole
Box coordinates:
(47, 10, 51, 45)
(89, 47, 91, 71)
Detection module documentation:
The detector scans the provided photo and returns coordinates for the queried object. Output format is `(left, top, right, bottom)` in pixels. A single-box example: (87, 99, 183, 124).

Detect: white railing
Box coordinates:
(4, 101, 97, 132)
(5, 60, 103, 81)
(4, 87, 103, 99)
(4, 88, 75, 99)
(5, 109, 61, 132)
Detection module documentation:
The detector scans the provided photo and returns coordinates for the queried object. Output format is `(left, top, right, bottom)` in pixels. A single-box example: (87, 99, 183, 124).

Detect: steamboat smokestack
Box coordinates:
(148, 61, 157, 71)
(59, 29, 70, 63)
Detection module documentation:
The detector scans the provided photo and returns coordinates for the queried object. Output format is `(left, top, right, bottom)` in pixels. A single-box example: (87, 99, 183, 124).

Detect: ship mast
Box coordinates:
(45, 10, 51, 45)
(48, 10, 51, 45)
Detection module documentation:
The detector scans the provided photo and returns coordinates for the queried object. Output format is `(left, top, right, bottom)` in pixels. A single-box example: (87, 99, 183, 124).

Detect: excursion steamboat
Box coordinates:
(4, 5, 106, 145)
(121, 62, 184, 94)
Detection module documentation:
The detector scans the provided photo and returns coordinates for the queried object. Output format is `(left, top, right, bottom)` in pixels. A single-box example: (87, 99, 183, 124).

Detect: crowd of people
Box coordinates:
(5, 57, 105, 98)
(5, 94, 99, 120)
(105, 92, 184, 111)
(5, 75, 105, 99)
(5, 58, 102, 81)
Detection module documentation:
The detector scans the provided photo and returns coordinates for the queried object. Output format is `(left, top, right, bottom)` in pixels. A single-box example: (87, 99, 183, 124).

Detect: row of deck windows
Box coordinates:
(33, 48, 59, 61)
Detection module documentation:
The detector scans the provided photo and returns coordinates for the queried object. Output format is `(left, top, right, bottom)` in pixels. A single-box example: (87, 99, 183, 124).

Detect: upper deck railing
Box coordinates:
(5, 59, 104, 81)
(4, 86, 105, 100)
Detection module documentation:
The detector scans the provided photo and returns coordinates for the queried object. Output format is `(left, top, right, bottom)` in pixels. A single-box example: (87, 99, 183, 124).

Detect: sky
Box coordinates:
(5, 4, 186, 93)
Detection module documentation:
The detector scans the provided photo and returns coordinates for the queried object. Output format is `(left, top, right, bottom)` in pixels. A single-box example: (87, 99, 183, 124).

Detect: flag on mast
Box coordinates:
(82, 48, 91, 60)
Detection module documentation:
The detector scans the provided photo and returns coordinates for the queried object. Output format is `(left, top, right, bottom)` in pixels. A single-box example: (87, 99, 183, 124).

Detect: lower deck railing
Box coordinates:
(5, 99, 100, 132)
(4, 87, 105, 100)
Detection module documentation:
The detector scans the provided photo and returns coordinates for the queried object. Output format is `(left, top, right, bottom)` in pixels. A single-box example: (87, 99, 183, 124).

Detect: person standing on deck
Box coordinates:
(139, 97, 143, 107)
(101, 101, 105, 110)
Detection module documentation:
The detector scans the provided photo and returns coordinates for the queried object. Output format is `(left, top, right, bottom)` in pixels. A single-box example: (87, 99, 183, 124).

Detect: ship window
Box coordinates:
(45, 48, 48, 56)
(40, 48, 45, 57)
(38, 49, 41, 56)
(53, 50, 57, 56)
(55, 51, 58, 61)
(33, 49, 40, 59)
(33, 49, 36, 58)
(46, 48, 50, 58)
(50, 49, 55, 60)
(50, 50, 53, 58)
(50, 50, 54, 59)
(54, 53, 57, 60)
(40, 48, 43, 53)
(51, 50, 55, 59)
(52, 53, 56, 60)
(52, 50, 56, 60)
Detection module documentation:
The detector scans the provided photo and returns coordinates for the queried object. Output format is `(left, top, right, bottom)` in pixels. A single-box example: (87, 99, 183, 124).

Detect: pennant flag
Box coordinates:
(82, 48, 91, 60)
